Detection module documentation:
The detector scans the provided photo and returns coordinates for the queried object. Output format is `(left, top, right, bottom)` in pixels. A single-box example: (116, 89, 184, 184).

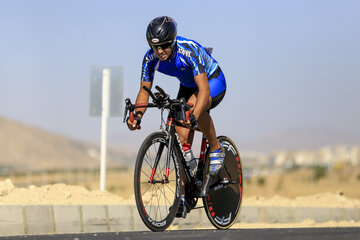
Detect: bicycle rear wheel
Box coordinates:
(203, 136, 243, 229)
(134, 132, 181, 231)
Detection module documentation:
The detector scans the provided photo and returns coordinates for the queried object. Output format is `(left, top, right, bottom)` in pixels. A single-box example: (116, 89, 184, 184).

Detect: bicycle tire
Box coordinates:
(202, 136, 244, 229)
(134, 132, 182, 231)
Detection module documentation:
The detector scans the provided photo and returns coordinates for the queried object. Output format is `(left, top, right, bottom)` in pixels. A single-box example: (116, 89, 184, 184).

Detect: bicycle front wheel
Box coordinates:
(134, 132, 181, 231)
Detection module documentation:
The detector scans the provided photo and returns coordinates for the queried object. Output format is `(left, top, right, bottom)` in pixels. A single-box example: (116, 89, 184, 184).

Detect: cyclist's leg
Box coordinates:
(175, 84, 197, 145)
(174, 84, 198, 218)
(201, 68, 227, 174)
(188, 66, 226, 151)
(188, 90, 226, 152)
(186, 93, 226, 177)
(197, 110, 219, 151)
(176, 126, 194, 145)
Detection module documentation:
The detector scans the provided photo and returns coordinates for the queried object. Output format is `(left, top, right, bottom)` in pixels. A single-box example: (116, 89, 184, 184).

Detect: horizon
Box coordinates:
(1, 114, 359, 154)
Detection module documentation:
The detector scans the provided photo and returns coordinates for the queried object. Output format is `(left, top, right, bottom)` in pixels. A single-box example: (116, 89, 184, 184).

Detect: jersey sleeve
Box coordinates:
(140, 50, 158, 82)
(187, 46, 206, 77)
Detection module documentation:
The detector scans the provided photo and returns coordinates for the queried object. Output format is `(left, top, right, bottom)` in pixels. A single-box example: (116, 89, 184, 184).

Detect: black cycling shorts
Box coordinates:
(176, 68, 226, 110)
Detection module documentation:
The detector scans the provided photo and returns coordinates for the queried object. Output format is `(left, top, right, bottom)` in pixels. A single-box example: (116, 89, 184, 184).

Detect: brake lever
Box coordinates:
(143, 86, 159, 103)
(155, 85, 169, 100)
(179, 98, 187, 121)
(123, 98, 131, 123)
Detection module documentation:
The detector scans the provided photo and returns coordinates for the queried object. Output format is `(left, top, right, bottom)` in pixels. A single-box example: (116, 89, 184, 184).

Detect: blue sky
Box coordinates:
(0, 0, 359, 152)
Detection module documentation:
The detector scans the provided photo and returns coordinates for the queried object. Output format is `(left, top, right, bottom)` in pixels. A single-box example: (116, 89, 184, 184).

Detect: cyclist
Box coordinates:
(127, 16, 227, 218)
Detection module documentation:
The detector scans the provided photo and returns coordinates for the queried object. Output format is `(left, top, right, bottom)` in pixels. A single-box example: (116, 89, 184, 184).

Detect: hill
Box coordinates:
(0, 116, 129, 171)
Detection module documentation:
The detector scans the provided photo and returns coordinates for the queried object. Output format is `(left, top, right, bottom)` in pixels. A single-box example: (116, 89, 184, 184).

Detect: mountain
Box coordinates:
(242, 128, 360, 152)
(0, 116, 129, 171)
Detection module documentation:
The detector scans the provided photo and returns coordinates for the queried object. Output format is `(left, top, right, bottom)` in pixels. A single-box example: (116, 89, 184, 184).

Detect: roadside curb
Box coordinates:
(0, 205, 359, 235)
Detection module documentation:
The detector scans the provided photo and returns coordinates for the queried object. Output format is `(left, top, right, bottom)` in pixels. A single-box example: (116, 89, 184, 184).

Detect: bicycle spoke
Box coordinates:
(140, 182, 153, 197)
(155, 182, 173, 206)
(169, 167, 175, 175)
(164, 182, 176, 196)
(144, 152, 154, 169)
(145, 185, 156, 209)
(142, 177, 175, 220)
(147, 184, 157, 216)
(152, 186, 171, 220)
(156, 187, 161, 220)
(145, 151, 152, 166)
(162, 184, 168, 214)
(141, 169, 151, 180)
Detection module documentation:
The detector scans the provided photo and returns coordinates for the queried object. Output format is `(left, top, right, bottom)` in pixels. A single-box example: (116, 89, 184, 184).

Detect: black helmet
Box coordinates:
(146, 16, 177, 48)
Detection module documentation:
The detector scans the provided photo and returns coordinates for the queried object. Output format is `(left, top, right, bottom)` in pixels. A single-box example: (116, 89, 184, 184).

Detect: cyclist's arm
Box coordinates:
(192, 73, 211, 119)
(135, 81, 152, 117)
(183, 45, 211, 119)
(127, 81, 152, 130)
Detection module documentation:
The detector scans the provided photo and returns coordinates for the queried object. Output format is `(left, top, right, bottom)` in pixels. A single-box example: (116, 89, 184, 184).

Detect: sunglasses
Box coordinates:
(152, 41, 174, 50)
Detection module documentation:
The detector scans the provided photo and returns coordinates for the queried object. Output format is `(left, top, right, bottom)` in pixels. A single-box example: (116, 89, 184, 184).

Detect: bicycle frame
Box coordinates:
(124, 85, 216, 197)
(149, 110, 207, 186)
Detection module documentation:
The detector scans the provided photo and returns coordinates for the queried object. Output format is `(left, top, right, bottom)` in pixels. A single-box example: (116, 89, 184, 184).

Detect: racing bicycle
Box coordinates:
(123, 85, 243, 231)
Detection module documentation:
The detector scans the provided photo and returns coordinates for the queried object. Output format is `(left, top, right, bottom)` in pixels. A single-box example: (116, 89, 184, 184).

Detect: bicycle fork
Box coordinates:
(149, 133, 173, 184)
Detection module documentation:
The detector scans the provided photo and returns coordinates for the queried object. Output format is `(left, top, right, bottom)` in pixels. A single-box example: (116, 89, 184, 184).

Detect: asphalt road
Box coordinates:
(1, 228, 360, 240)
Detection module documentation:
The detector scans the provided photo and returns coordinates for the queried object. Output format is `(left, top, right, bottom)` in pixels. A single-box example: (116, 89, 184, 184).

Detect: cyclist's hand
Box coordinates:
(181, 114, 198, 129)
(127, 112, 141, 130)
(189, 115, 198, 129)
(127, 118, 138, 131)
(181, 107, 193, 127)
(180, 119, 191, 128)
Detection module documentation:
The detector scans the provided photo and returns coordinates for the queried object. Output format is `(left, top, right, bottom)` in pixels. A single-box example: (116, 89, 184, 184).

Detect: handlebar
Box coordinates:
(123, 85, 195, 127)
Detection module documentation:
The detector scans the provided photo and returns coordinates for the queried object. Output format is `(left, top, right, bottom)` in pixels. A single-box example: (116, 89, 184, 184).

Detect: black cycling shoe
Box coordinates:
(175, 203, 188, 218)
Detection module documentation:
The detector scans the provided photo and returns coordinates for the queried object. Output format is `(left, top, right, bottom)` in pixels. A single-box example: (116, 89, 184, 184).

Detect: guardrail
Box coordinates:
(0, 204, 359, 236)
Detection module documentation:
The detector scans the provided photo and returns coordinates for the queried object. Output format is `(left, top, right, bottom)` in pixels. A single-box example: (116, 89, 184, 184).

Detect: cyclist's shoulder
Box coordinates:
(176, 36, 202, 51)
(176, 35, 197, 44)
(176, 36, 208, 58)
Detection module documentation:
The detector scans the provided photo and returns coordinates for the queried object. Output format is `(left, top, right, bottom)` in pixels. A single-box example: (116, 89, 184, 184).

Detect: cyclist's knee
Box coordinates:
(188, 94, 212, 111)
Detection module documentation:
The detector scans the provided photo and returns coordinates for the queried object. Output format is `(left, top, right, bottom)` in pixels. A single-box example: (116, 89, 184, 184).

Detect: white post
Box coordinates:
(100, 68, 111, 191)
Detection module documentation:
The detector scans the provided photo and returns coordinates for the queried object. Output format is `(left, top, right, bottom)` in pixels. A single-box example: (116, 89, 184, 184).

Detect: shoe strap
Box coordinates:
(210, 152, 225, 158)
(210, 159, 223, 164)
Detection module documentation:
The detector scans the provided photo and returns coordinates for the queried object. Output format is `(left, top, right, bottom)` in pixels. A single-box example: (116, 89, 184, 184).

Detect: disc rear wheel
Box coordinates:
(203, 136, 243, 229)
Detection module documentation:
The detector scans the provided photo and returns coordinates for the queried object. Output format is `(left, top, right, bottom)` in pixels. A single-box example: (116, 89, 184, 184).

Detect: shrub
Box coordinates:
(257, 177, 266, 186)
(312, 165, 328, 181)
(108, 184, 116, 192)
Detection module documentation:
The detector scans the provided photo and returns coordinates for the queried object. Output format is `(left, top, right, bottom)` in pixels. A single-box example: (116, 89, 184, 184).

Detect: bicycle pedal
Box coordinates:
(175, 204, 188, 218)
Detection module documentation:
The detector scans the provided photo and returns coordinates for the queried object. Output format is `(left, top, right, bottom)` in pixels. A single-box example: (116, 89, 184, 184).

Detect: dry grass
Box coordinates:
(0, 168, 135, 199)
(245, 166, 360, 199)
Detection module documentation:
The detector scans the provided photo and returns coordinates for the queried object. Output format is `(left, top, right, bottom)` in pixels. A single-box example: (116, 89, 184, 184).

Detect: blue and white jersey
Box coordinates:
(141, 36, 224, 91)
